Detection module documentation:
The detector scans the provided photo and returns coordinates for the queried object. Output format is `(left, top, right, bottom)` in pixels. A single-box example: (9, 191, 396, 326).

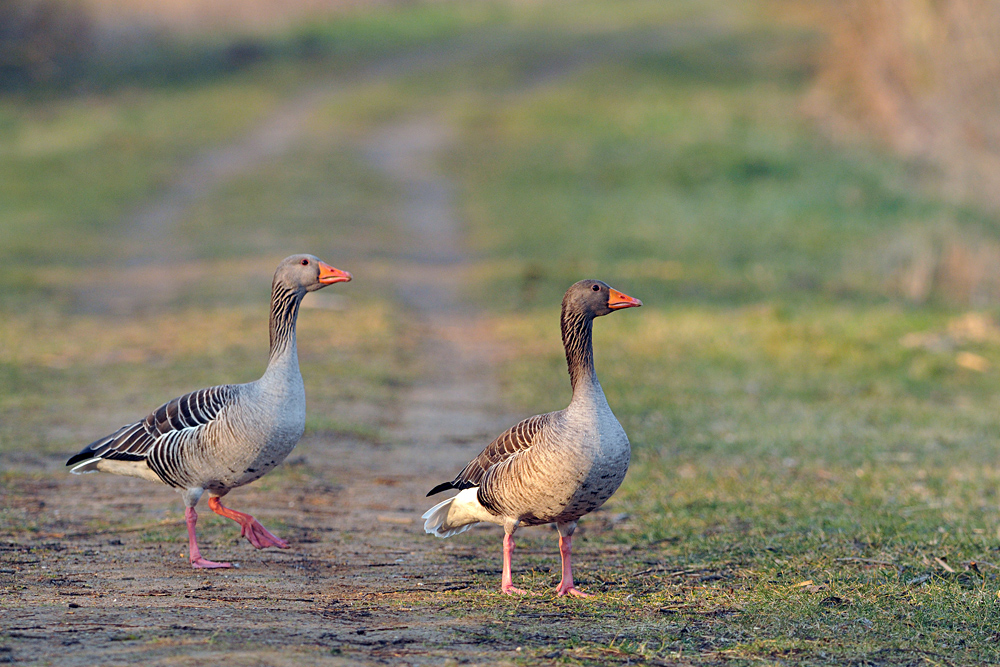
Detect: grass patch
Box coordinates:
(445, 11, 998, 310)
(412, 0, 1000, 663)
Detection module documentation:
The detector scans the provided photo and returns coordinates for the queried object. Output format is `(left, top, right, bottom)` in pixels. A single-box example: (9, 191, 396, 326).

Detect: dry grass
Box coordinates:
(867, 225, 1000, 306)
(803, 0, 1000, 207)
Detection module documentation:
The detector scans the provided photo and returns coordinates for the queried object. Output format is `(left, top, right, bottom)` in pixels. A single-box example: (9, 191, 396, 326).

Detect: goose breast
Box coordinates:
(482, 402, 630, 526)
(185, 378, 306, 493)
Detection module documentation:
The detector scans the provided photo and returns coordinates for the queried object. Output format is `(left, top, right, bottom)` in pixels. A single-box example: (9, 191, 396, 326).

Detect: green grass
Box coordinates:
(443, 12, 998, 310)
(0, 73, 291, 292)
(3, 0, 1000, 664)
(475, 303, 1000, 663)
(413, 1, 1000, 663)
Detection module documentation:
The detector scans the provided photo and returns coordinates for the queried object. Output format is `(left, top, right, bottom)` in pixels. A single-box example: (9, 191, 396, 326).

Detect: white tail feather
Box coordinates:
(69, 458, 102, 474)
(422, 487, 489, 538)
(69, 457, 163, 483)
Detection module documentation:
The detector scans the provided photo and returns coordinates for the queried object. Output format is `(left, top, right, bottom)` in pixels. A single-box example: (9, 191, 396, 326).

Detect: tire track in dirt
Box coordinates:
(74, 42, 480, 316)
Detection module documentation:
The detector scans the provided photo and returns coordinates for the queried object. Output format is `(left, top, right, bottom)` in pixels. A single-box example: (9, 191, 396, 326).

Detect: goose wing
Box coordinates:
(426, 412, 553, 496)
(67, 384, 237, 467)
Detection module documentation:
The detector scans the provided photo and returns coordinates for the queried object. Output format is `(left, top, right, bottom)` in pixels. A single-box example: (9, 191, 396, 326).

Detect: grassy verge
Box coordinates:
(426, 0, 1000, 663)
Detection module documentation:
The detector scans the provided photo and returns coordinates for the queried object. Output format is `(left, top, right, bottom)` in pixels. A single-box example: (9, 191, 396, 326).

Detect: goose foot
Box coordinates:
(501, 585, 536, 596)
(555, 534, 591, 597)
(208, 497, 289, 549)
(555, 584, 592, 598)
(241, 518, 289, 549)
(191, 556, 232, 569)
(185, 506, 231, 569)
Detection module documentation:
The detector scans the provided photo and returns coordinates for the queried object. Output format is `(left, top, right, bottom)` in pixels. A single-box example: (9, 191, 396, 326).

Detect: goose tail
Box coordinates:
(422, 488, 487, 538)
(68, 457, 102, 474)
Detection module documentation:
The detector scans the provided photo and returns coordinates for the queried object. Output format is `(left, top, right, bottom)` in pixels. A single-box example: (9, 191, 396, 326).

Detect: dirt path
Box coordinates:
(73, 31, 616, 316)
(365, 115, 504, 463)
(0, 109, 521, 665)
(0, 39, 640, 666)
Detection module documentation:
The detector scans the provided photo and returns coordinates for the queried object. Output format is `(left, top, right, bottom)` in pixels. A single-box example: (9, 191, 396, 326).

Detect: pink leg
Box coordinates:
(500, 533, 531, 595)
(208, 497, 289, 549)
(555, 533, 591, 597)
(185, 507, 232, 569)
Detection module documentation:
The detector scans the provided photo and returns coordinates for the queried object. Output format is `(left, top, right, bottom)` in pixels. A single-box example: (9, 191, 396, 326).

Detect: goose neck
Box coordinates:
(561, 307, 597, 394)
(268, 283, 303, 366)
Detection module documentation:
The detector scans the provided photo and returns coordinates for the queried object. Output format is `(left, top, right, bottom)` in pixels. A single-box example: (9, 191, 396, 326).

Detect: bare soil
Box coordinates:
(0, 102, 511, 664)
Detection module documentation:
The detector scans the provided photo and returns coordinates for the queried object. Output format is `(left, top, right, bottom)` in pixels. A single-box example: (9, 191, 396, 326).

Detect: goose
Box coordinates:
(423, 279, 641, 596)
(67, 254, 352, 569)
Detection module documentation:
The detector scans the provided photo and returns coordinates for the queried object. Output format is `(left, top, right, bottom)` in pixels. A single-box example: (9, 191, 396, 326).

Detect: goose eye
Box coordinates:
(300, 259, 309, 266)
(592, 284, 600, 291)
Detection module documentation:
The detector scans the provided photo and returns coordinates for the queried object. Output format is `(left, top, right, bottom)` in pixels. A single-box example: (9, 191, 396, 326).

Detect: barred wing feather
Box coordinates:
(67, 384, 236, 466)
(426, 412, 552, 496)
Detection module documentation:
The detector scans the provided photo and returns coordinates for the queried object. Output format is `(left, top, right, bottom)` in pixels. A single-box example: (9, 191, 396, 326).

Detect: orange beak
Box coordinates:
(608, 288, 642, 309)
(317, 262, 352, 285)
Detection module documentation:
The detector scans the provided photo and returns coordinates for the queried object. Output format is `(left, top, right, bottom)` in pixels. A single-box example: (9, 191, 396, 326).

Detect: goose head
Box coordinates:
(274, 254, 353, 294)
(563, 279, 642, 318)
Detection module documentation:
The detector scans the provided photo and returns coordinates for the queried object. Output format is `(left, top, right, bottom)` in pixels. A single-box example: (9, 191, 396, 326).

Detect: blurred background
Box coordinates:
(4, 0, 1000, 662)
(6, 0, 1000, 451)
(4, 0, 1000, 303)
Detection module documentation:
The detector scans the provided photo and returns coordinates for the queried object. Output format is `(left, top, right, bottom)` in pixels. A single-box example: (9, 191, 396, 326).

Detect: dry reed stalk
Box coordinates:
(803, 0, 1000, 207)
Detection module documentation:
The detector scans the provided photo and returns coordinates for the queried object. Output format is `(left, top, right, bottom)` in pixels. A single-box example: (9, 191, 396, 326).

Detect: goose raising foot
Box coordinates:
(67, 254, 352, 568)
(423, 279, 641, 596)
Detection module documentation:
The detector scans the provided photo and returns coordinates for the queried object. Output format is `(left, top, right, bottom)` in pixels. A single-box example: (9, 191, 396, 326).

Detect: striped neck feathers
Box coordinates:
(561, 305, 596, 392)
(268, 282, 304, 363)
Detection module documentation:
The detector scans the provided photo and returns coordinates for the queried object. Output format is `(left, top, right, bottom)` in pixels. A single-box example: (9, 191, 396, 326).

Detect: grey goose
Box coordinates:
(67, 254, 352, 568)
(423, 279, 642, 596)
